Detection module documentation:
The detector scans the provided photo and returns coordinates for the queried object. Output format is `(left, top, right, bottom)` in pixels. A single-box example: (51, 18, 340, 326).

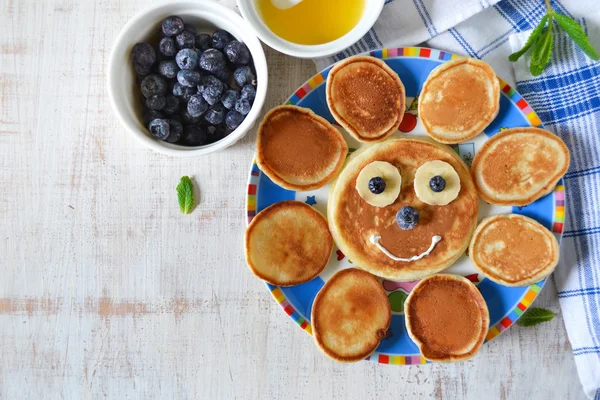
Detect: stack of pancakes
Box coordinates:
(245, 54, 570, 364)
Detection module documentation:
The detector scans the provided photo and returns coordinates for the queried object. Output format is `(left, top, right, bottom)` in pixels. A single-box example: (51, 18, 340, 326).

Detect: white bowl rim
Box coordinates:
(107, 0, 268, 157)
(236, 0, 385, 59)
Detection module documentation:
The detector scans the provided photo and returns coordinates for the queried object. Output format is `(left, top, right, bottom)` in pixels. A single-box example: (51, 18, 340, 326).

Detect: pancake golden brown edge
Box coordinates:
(326, 55, 405, 143)
(311, 268, 391, 362)
(404, 274, 489, 362)
(244, 200, 333, 286)
(256, 105, 348, 191)
(469, 214, 559, 287)
(328, 137, 479, 281)
(471, 127, 570, 206)
(418, 57, 500, 144)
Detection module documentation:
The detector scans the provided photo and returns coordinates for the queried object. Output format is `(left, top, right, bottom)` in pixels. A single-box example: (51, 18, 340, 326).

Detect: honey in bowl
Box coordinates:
(255, 0, 365, 45)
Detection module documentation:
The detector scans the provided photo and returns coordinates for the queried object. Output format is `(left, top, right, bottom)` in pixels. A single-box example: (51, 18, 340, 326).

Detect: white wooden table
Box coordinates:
(0, 1, 585, 398)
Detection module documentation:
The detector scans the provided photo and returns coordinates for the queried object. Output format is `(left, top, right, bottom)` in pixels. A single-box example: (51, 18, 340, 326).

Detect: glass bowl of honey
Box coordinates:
(237, 0, 384, 58)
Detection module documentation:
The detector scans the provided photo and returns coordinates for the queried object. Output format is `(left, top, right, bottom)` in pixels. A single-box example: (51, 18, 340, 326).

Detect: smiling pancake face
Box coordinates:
(328, 137, 479, 281)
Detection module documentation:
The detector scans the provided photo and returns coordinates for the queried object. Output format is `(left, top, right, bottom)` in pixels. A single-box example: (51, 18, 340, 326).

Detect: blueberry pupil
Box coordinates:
(429, 175, 446, 192)
(369, 177, 386, 194)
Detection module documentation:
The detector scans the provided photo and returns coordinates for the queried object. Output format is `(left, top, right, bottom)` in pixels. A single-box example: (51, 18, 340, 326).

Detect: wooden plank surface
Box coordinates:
(0, 0, 584, 398)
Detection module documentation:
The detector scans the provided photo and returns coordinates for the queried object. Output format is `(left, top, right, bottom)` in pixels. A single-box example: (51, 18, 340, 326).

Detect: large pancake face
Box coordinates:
(328, 137, 479, 281)
(404, 274, 489, 362)
(311, 268, 391, 362)
(326, 56, 405, 142)
(469, 214, 559, 287)
(244, 201, 333, 286)
(419, 58, 500, 144)
(471, 127, 570, 206)
(257, 106, 348, 191)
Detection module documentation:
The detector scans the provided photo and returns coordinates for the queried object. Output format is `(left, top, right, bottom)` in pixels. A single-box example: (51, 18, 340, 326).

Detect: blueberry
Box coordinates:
(149, 118, 170, 140)
(199, 49, 226, 74)
(143, 110, 164, 126)
(429, 175, 446, 192)
(206, 125, 225, 142)
(172, 82, 196, 101)
(158, 37, 177, 57)
(221, 88, 240, 109)
(225, 110, 244, 130)
(183, 23, 197, 36)
(165, 119, 183, 143)
(170, 114, 182, 123)
(140, 74, 167, 98)
(131, 43, 156, 75)
(158, 60, 178, 79)
(234, 66, 256, 87)
(213, 66, 231, 83)
(200, 75, 224, 105)
(396, 206, 419, 231)
(145, 94, 166, 110)
(162, 16, 184, 37)
(181, 109, 202, 124)
(187, 94, 209, 117)
(180, 124, 208, 146)
(212, 29, 232, 49)
(176, 30, 195, 49)
(195, 33, 212, 51)
(177, 70, 201, 87)
(224, 40, 251, 65)
(234, 98, 252, 115)
(175, 48, 199, 70)
(240, 84, 256, 102)
(204, 103, 225, 125)
(368, 177, 386, 194)
(162, 95, 179, 115)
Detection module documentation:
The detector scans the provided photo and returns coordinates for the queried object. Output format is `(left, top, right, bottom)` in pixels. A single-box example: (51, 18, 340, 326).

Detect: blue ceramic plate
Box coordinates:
(245, 47, 565, 365)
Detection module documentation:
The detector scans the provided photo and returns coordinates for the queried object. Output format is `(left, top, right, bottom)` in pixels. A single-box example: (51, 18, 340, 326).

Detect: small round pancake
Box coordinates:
(471, 127, 570, 206)
(326, 56, 406, 142)
(328, 137, 479, 281)
(244, 201, 333, 286)
(469, 214, 559, 287)
(257, 105, 348, 191)
(405, 274, 489, 362)
(419, 58, 500, 144)
(312, 268, 391, 362)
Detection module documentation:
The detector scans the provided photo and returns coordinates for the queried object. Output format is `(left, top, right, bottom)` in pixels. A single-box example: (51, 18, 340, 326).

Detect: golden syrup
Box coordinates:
(255, 0, 365, 45)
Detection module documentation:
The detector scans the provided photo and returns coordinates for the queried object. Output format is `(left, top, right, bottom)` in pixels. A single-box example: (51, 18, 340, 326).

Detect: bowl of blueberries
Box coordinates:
(107, 1, 268, 156)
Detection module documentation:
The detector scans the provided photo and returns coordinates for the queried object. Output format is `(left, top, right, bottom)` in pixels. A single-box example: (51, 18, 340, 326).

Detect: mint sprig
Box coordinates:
(508, 0, 599, 76)
(176, 176, 194, 214)
(517, 307, 556, 327)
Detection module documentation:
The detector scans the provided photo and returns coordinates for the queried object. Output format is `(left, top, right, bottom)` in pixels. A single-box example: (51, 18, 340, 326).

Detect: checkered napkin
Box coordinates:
(313, 0, 600, 397)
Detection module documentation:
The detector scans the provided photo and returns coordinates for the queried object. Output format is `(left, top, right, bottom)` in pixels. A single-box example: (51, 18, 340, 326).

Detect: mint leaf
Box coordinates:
(554, 13, 599, 61)
(176, 176, 194, 214)
(509, 14, 549, 62)
(530, 19, 553, 76)
(517, 307, 556, 327)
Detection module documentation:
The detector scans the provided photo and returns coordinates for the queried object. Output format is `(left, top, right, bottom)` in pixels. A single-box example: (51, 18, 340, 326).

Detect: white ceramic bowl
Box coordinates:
(237, 0, 384, 59)
(107, 1, 268, 157)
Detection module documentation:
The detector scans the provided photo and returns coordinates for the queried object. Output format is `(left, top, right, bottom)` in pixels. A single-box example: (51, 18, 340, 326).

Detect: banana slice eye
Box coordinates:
(414, 160, 460, 205)
(356, 161, 402, 207)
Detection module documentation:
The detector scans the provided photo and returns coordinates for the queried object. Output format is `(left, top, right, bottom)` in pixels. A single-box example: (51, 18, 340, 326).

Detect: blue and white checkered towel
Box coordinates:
(314, 0, 600, 397)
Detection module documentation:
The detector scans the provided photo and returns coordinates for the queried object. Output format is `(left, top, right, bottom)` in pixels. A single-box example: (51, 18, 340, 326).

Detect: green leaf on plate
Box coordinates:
(509, 14, 549, 62)
(177, 176, 194, 214)
(554, 12, 599, 60)
(517, 307, 556, 327)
